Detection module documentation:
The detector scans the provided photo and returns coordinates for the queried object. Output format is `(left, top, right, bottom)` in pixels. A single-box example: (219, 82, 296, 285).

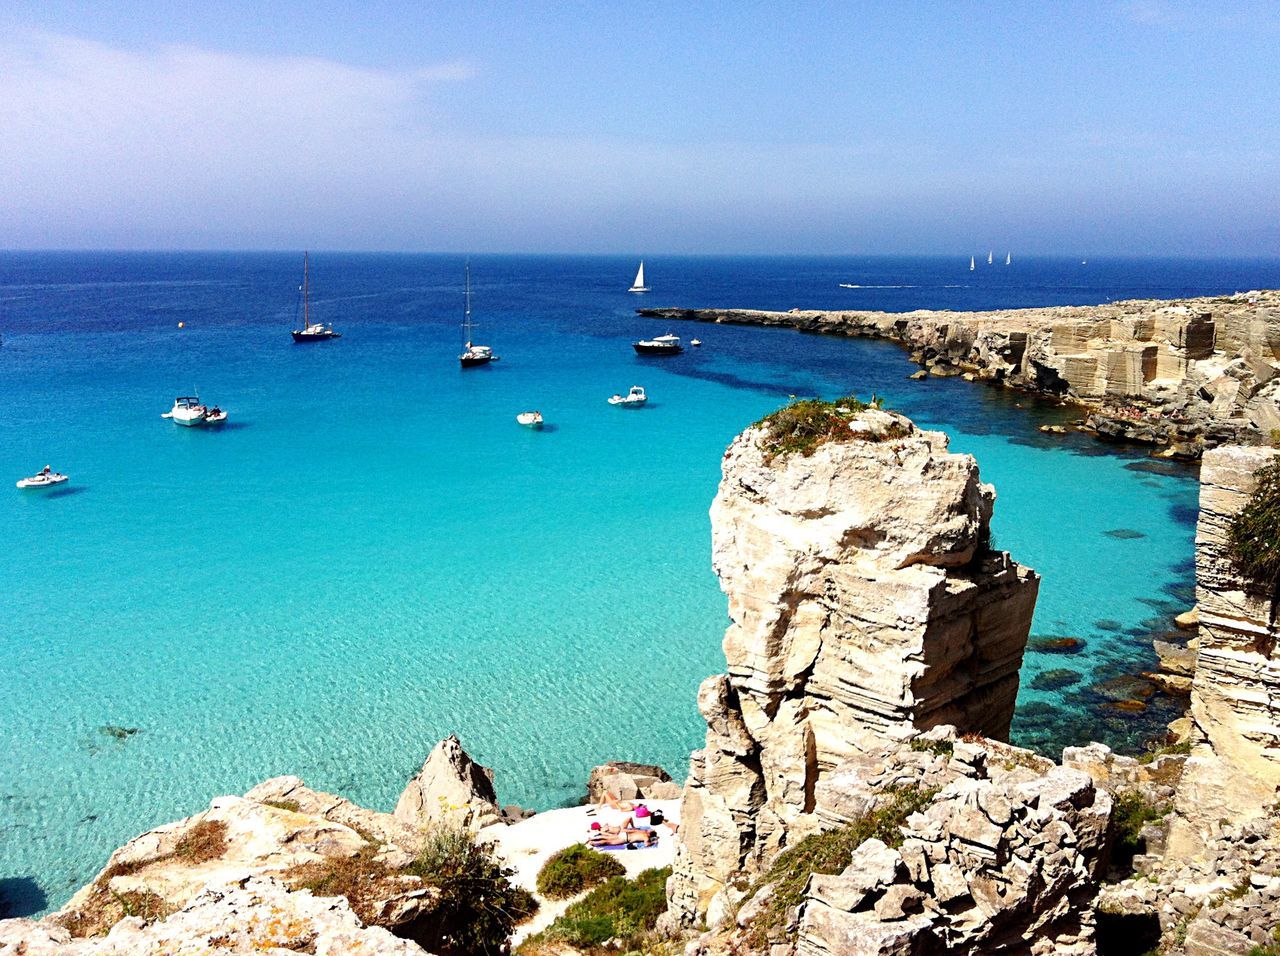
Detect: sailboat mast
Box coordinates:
(464, 260, 472, 345)
(303, 252, 310, 327)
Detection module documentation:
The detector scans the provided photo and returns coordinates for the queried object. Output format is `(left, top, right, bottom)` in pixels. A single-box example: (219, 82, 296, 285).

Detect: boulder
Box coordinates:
(394, 734, 502, 831)
(586, 760, 678, 803)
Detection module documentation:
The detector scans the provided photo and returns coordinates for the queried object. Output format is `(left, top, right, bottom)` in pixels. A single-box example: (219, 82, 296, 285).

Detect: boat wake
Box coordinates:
(839, 283, 918, 289)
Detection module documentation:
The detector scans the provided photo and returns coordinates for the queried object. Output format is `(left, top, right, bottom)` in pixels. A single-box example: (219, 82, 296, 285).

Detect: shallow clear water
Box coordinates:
(2, 252, 1278, 916)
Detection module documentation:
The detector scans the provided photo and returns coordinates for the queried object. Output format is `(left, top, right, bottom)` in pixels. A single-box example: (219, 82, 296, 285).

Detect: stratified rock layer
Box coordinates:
(670, 410, 1039, 921)
(640, 290, 1280, 455)
(1168, 444, 1280, 857)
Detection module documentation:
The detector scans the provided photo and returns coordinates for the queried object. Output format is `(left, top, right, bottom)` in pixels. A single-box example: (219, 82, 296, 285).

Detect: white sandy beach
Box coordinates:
(484, 799, 682, 944)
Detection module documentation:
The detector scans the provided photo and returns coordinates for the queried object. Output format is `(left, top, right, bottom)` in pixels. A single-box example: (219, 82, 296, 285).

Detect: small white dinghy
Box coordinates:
(690, 338, 702, 347)
(517, 411, 544, 429)
(16, 465, 68, 489)
(608, 385, 648, 407)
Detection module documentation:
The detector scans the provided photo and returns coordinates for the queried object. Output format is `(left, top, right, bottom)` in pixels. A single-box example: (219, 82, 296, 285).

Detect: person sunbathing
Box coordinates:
(588, 827, 658, 849)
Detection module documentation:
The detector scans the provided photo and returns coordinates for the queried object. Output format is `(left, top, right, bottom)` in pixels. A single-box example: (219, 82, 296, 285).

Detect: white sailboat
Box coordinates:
(969, 256, 975, 271)
(628, 261, 650, 293)
(1006, 252, 1011, 266)
(987, 250, 993, 265)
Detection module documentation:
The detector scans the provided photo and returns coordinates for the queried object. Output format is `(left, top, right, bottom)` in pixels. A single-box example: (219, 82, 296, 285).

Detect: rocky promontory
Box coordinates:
(640, 289, 1280, 457)
(668, 403, 1042, 932)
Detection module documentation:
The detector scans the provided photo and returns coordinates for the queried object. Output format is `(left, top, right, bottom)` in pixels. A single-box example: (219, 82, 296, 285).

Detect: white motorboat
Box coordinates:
(608, 385, 648, 407)
(690, 338, 702, 347)
(633, 333, 682, 356)
(517, 410, 544, 428)
(162, 395, 227, 427)
(628, 260, 650, 293)
(16, 465, 68, 489)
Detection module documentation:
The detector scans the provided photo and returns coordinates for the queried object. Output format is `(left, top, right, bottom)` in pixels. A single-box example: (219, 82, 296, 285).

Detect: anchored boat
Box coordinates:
(608, 385, 648, 407)
(16, 466, 68, 489)
(291, 252, 341, 342)
(162, 395, 228, 427)
(459, 262, 497, 367)
(517, 411, 544, 428)
(633, 333, 683, 356)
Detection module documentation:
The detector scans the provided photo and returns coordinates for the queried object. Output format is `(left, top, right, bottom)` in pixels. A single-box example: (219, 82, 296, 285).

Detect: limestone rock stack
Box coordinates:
(1167, 444, 1280, 857)
(669, 409, 1040, 922)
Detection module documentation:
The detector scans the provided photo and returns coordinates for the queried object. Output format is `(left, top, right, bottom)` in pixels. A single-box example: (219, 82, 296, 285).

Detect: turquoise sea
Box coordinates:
(3, 252, 1280, 917)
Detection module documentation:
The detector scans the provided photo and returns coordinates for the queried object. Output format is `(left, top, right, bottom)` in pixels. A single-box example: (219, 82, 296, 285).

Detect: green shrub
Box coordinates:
(406, 821, 538, 956)
(1110, 791, 1169, 875)
(536, 843, 625, 899)
(1137, 738, 1192, 765)
(1228, 459, 1280, 590)
(520, 866, 671, 953)
(909, 738, 954, 757)
(754, 394, 900, 462)
(739, 786, 937, 947)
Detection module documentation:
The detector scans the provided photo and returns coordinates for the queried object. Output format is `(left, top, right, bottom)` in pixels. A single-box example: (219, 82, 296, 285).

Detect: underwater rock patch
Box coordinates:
(1031, 669, 1083, 691)
(1104, 528, 1146, 539)
(1029, 636, 1086, 654)
(98, 726, 140, 741)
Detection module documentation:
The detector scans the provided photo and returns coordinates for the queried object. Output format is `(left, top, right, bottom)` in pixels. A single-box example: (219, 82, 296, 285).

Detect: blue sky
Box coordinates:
(0, 1, 1276, 254)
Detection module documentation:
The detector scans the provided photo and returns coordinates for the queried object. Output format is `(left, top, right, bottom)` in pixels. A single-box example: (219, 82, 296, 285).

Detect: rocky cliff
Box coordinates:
(668, 406, 1040, 925)
(640, 289, 1280, 456)
(1168, 444, 1280, 856)
(0, 736, 513, 955)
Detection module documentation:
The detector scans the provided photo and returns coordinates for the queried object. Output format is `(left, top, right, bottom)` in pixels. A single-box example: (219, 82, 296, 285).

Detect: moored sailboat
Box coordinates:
(459, 261, 496, 367)
(291, 252, 341, 342)
(628, 261, 650, 293)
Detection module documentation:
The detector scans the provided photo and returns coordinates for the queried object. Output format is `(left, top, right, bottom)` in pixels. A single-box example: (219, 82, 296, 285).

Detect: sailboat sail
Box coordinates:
(1006, 252, 1011, 266)
(629, 260, 650, 293)
(987, 250, 993, 265)
(969, 256, 975, 271)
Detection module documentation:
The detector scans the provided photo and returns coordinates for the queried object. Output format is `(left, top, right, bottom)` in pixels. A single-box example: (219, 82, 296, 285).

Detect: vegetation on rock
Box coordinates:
(405, 820, 538, 955)
(739, 786, 938, 947)
(754, 394, 904, 462)
(1228, 458, 1280, 590)
(519, 866, 672, 954)
(1110, 791, 1170, 874)
(535, 842, 625, 899)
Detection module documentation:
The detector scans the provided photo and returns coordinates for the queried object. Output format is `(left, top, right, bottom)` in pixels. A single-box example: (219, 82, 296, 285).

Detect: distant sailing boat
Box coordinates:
(987, 250, 993, 266)
(459, 261, 496, 368)
(291, 252, 341, 343)
(628, 260, 650, 293)
(1005, 252, 1012, 266)
(969, 256, 975, 271)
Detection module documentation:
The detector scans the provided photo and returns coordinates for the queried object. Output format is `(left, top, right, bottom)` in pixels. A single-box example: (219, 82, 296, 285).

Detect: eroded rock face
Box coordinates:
(42, 778, 436, 943)
(639, 292, 1280, 456)
(0, 876, 429, 954)
(679, 729, 1112, 956)
(0, 739, 505, 953)
(395, 733, 503, 831)
(669, 412, 1039, 921)
(1167, 444, 1280, 857)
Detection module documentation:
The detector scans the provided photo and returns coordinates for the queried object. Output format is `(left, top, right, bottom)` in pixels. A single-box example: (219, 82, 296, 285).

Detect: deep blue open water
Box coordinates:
(3, 252, 1279, 916)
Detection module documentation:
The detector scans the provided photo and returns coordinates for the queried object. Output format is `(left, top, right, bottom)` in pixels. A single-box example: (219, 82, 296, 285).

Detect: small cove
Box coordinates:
(3, 252, 1273, 915)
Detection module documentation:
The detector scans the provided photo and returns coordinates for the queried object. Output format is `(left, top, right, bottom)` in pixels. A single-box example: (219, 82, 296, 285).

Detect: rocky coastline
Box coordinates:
(639, 289, 1280, 459)
(4, 406, 1279, 954)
